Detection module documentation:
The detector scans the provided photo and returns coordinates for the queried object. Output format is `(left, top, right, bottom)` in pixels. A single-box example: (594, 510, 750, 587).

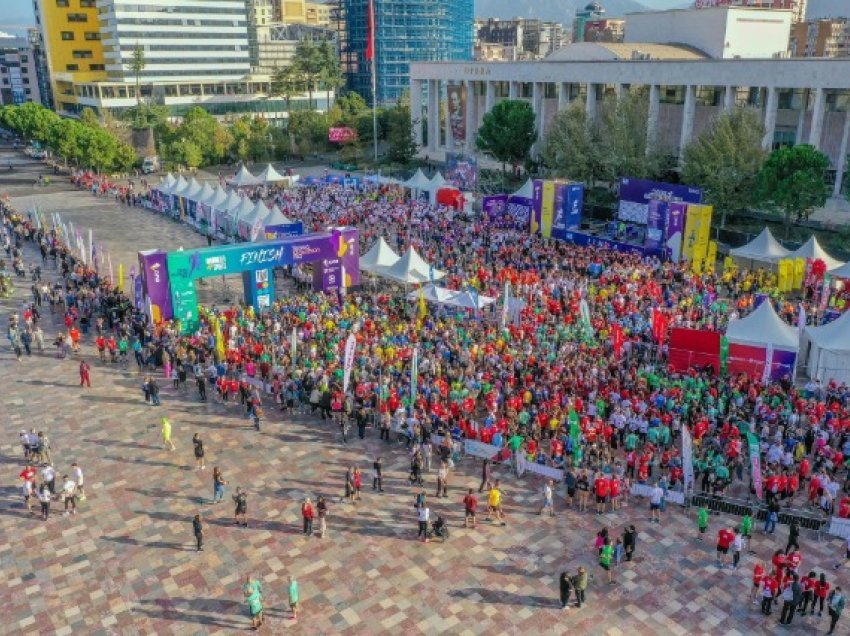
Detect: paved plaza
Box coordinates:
(1, 156, 848, 635)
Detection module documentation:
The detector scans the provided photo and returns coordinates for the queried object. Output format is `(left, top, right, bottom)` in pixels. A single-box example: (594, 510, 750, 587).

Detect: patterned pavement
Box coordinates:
(1, 177, 849, 635)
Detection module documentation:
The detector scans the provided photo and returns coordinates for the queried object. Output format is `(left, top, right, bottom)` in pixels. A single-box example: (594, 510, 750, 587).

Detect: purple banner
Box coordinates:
(482, 194, 508, 221)
(645, 200, 668, 251)
(770, 349, 797, 381)
(133, 274, 143, 311)
(665, 202, 688, 262)
(264, 222, 304, 239)
(506, 196, 533, 230)
(618, 177, 702, 225)
(558, 229, 668, 259)
(552, 183, 584, 242)
(138, 250, 173, 322)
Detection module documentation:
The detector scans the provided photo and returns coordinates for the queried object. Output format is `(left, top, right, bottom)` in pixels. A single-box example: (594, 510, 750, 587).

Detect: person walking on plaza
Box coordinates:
(316, 496, 328, 538)
(243, 575, 263, 630)
(372, 457, 384, 492)
(301, 497, 314, 536)
(37, 483, 51, 521)
(571, 567, 588, 609)
(827, 586, 845, 634)
(192, 433, 205, 470)
(539, 479, 555, 517)
(212, 466, 227, 504)
(559, 570, 574, 609)
(288, 575, 299, 621)
(61, 474, 77, 515)
(417, 503, 430, 543)
(79, 359, 91, 387)
(192, 513, 203, 551)
(485, 480, 506, 526)
(161, 417, 175, 451)
(233, 487, 248, 527)
(478, 458, 492, 494)
(463, 488, 477, 529)
(623, 525, 637, 562)
(71, 462, 85, 501)
(435, 461, 448, 498)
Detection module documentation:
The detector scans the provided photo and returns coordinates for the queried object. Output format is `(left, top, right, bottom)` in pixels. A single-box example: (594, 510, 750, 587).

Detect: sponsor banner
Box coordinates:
(517, 456, 564, 481)
(645, 199, 668, 251)
(506, 196, 533, 230)
(482, 194, 508, 221)
(445, 152, 478, 192)
(264, 222, 304, 240)
(463, 439, 501, 460)
(558, 229, 668, 259)
(747, 432, 763, 500)
(138, 250, 173, 322)
(328, 127, 358, 143)
(531, 179, 543, 235)
(446, 85, 468, 147)
(541, 180, 556, 238)
(618, 177, 703, 225)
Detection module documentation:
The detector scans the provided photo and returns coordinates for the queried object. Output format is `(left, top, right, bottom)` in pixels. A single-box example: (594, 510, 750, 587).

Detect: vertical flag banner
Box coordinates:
(762, 342, 773, 384)
(579, 299, 592, 340)
(88, 229, 94, 270)
(682, 425, 694, 492)
(118, 263, 124, 291)
(540, 180, 555, 238)
(719, 335, 729, 376)
(410, 347, 419, 405)
(747, 432, 763, 500)
(343, 333, 356, 394)
(366, 0, 375, 62)
(290, 327, 297, 367)
(501, 280, 511, 330)
(214, 316, 225, 360)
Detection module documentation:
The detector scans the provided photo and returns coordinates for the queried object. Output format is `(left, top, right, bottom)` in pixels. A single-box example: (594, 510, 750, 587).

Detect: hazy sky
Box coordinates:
(3, 0, 36, 35)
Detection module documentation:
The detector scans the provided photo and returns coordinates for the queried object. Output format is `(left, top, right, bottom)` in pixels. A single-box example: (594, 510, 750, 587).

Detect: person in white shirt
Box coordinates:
(62, 476, 77, 515)
(41, 463, 56, 494)
(649, 483, 664, 524)
(732, 529, 744, 569)
(71, 462, 85, 500)
(539, 480, 555, 517)
(417, 505, 430, 543)
(37, 484, 52, 521)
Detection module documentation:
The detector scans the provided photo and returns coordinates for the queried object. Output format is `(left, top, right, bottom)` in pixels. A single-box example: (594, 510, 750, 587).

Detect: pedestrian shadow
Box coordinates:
(100, 535, 196, 551)
(132, 597, 245, 629)
(83, 439, 158, 451)
(78, 395, 131, 404)
(448, 587, 560, 608)
(103, 455, 184, 469)
(16, 379, 78, 388)
(125, 487, 205, 504)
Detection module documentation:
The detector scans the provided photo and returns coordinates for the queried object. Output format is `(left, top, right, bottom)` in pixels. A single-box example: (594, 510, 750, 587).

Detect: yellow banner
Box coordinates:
(541, 180, 555, 238)
(793, 257, 805, 290)
(705, 241, 718, 273)
(694, 204, 713, 264)
(682, 203, 704, 262)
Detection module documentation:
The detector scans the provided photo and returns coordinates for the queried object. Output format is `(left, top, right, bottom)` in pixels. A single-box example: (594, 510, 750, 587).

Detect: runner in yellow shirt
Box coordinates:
(485, 479, 506, 526)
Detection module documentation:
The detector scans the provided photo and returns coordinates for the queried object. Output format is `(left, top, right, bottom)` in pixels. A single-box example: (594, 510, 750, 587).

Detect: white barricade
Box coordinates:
(630, 483, 685, 506)
(516, 456, 564, 481)
(827, 516, 850, 540)
(463, 439, 502, 460)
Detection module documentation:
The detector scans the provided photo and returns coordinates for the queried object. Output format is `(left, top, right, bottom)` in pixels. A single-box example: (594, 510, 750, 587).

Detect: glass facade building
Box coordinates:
(345, 0, 473, 105)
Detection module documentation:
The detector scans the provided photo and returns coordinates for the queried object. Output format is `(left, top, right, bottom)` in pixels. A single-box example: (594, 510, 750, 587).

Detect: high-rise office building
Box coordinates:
(345, 0, 473, 105)
(98, 0, 251, 84)
(791, 18, 850, 57)
(0, 35, 43, 106)
(33, 0, 107, 113)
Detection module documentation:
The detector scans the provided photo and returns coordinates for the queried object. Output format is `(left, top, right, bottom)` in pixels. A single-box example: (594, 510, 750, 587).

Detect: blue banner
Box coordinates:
(264, 222, 304, 239)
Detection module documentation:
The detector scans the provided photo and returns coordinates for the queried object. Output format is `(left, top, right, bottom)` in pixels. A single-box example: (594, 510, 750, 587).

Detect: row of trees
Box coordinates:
(476, 93, 832, 236)
(0, 102, 137, 172)
(271, 40, 344, 113)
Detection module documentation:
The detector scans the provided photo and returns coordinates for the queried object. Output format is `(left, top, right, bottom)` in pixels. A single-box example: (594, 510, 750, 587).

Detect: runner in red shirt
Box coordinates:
(799, 570, 817, 615)
(463, 488, 477, 529)
(716, 526, 734, 568)
(813, 573, 830, 616)
(594, 474, 609, 515)
(751, 560, 766, 603)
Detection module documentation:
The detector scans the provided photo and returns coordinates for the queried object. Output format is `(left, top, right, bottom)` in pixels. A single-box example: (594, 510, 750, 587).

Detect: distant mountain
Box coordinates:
(475, 0, 653, 23)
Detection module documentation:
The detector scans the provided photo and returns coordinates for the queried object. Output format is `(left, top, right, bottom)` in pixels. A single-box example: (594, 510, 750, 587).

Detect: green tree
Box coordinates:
(385, 96, 417, 164)
(542, 101, 598, 184)
(476, 99, 536, 176)
(176, 107, 231, 165)
(271, 64, 302, 114)
(594, 90, 673, 183)
(45, 118, 80, 166)
(124, 103, 169, 131)
(14, 102, 58, 143)
(294, 40, 323, 110)
(756, 144, 830, 239)
(169, 138, 203, 168)
(317, 39, 344, 110)
(113, 142, 139, 172)
(682, 107, 767, 227)
(79, 107, 100, 129)
(130, 42, 146, 105)
(336, 92, 368, 121)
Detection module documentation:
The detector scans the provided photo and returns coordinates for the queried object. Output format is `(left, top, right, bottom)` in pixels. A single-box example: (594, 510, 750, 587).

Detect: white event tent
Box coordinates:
(511, 179, 534, 199)
(405, 284, 457, 304)
(360, 237, 400, 273)
(375, 246, 445, 284)
(256, 163, 288, 184)
(729, 228, 790, 266)
(725, 300, 799, 351)
(788, 236, 843, 271)
(228, 165, 260, 187)
(829, 261, 850, 279)
(804, 311, 850, 384)
(238, 199, 271, 240)
(262, 205, 294, 227)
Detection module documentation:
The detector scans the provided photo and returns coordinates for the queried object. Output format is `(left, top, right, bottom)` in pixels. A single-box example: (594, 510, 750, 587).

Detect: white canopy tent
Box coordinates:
(829, 261, 850, 279)
(511, 178, 534, 199)
(425, 172, 450, 205)
(213, 190, 242, 233)
(365, 174, 401, 186)
(804, 310, 850, 384)
(191, 183, 216, 223)
(157, 173, 177, 194)
(262, 205, 294, 227)
(238, 199, 271, 240)
(228, 165, 261, 187)
(256, 163, 288, 184)
(405, 284, 458, 304)
(725, 300, 799, 351)
(788, 236, 844, 271)
(374, 246, 446, 284)
(168, 175, 189, 198)
(226, 196, 256, 235)
(729, 228, 790, 265)
(182, 178, 204, 201)
(403, 169, 431, 190)
(446, 289, 497, 310)
(360, 237, 400, 273)
(202, 185, 228, 210)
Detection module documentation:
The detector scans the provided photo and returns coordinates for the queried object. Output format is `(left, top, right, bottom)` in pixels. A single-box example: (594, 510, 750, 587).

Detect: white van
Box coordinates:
(142, 156, 160, 174)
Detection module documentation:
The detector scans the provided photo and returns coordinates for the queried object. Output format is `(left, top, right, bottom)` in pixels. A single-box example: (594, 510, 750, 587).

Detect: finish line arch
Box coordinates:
(138, 228, 359, 332)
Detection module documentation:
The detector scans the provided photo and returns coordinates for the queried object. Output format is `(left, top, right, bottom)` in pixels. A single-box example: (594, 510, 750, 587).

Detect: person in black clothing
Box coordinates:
(356, 406, 368, 439)
(559, 571, 573, 609)
(479, 459, 492, 494)
(779, 574, 803, 625)
(196, 374, 207, 401)
(193, 514, 203, 551)
(372, 457, 383, 491)
(786, 520, 800, 553)
(623, 525, 637, 562)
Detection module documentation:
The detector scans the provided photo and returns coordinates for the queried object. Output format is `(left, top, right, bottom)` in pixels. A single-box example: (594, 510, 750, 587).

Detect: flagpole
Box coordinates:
(369, 0, 378, 162)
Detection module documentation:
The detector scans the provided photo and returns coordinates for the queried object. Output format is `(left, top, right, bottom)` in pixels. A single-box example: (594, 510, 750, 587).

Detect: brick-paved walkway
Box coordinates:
(1, 184, 848, 635)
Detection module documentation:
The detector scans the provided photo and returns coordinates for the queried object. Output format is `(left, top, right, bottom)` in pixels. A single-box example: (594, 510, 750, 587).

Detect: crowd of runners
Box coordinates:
(4, 174, 850, 632)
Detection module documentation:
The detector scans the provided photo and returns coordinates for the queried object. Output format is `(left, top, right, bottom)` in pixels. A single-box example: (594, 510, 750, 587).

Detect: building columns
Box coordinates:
(646, 84, 660, 154)
(809, 87, 825, 149)
(678, 84, 696, 158)
(485, 80, 495, 113)
(427, 79, 439, 153)
(557, 82, 569, 111)
(834, 109, 850, 197)
(585, 83, 598, 123)
(762, 86, 778, 151)
(724, 85, 736, 112)
(465, 80, 476, 154)
(509, 81, 519, 100)
(796, 89, 808, 145)
(532, 81, 544, 157)
(411, 79, 423, 148)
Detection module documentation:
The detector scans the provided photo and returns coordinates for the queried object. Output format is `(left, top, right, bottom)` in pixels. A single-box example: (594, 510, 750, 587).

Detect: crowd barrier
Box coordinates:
(690, 493, 827, 537)
(630, 483, 686, 506)
(827, 516, 850, 540)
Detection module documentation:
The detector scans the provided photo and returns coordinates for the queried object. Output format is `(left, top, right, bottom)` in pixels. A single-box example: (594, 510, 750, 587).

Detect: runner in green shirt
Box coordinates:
(599, 540, 615, 584)
(697, 506, 708, 540)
